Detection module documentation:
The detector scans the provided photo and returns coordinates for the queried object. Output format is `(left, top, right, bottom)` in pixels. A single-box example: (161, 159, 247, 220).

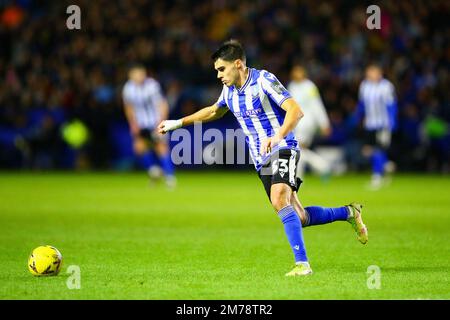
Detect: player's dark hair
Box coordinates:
(211, 40, 246, 63)
(366, 63, 382, 71)
(291, 63, 306, 73)
(128, 63, 146, 71)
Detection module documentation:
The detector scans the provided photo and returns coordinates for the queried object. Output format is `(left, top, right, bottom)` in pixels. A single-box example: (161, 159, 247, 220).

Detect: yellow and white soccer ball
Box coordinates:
(28, 245, 63, 276)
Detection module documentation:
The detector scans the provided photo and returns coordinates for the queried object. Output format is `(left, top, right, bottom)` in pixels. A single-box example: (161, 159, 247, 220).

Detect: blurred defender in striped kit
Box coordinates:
(288, 65, 332, 180)
(122, 64, 176, 188)
(355, 64, 397, 189)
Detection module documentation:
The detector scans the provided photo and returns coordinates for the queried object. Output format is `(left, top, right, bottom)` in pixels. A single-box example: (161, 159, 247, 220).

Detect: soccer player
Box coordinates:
(158, 40, 368, 276)
(122, 64, 176, 188)
(288, 64, 332, 179)
(355, 64, 397, 189)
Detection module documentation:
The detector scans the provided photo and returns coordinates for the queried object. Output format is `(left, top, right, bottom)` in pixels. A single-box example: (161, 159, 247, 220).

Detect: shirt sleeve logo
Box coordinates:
(263, 72, 287, 95)
(271, 80, 286, 95)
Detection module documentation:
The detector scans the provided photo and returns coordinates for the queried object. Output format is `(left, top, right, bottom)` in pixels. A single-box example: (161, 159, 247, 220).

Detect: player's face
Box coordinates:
(291, 66, 306, 81)
(366, 66, 382, 82)
(129, 68, 147, 85)
(214, 58, 240, 87)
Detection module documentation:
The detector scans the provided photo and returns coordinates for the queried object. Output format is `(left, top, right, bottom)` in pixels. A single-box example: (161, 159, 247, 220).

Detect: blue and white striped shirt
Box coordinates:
(216, 68, 298, 171)
(357, 78, 397, 131)
(122, 78, 165, 130)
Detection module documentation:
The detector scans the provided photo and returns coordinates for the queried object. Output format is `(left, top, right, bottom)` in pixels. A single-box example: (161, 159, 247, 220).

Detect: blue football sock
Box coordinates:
(137, 152, 156, 170)
(304, 206, 349, 227)
(159, 152, 175, 176)
(372, 150, 387, 176)
(278, 205, 308, 263)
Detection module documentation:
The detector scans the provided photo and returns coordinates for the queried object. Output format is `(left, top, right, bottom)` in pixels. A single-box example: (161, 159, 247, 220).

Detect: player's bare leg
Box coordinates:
(299, 148, 331, 182)
(290, 191, 307, 226)
(133, 136, 148, 156)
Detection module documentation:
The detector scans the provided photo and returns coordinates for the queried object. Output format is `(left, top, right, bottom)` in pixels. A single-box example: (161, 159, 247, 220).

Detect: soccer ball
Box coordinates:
(28, 245, 63, 276)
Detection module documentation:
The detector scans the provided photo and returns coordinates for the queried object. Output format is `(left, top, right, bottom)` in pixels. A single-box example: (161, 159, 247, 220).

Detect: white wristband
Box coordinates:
(163, 119, 182, 132)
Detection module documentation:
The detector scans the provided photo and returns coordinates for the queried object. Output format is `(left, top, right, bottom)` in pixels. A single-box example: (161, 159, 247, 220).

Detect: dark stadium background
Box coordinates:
(0, 0, 448, 173)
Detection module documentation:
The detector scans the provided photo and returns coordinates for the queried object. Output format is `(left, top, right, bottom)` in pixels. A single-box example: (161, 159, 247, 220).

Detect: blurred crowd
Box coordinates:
(0, 0, 448, 171)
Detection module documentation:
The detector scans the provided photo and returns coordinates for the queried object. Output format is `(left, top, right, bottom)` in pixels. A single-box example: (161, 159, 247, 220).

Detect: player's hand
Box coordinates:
(158, 119, 182, 134)
(261, 132, 283, 156)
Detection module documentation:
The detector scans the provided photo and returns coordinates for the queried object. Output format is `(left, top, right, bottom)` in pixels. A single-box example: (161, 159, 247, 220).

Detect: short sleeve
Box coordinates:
(216, 86, 228, 108)
(150, 81, 165, 105)
(385, 81, 396, 104)
(260, 71, 291, 107)
(358, 82, 364, 101)
(122, 84, 132, 105)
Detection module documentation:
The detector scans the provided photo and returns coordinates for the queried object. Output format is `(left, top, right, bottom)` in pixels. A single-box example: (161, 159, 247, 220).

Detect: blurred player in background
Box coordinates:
(158, 40, 368, 276)
(355, 64, 397, 190)
(122, 64, 176, 188)
(288, 65, 332, 180)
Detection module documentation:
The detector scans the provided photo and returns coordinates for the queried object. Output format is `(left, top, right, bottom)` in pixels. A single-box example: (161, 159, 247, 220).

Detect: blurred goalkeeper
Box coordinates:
(122, 64, 176, 188)
(288, 65, 332, 180)
(158, 40, 368, 276)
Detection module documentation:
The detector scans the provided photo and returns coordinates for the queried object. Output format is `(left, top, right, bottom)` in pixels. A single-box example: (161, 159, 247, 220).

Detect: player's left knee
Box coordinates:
(270, 186, 291, 212)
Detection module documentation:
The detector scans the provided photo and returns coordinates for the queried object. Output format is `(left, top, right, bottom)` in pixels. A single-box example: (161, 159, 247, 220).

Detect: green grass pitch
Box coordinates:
(0, 171, 449, 299)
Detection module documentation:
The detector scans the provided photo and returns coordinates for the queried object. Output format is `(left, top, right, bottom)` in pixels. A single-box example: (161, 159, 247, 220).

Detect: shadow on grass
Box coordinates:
(379, 266, 448, 272)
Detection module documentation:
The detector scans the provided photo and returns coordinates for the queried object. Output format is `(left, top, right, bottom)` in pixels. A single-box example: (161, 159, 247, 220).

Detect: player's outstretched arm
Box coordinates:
(158, 104, 228, 134)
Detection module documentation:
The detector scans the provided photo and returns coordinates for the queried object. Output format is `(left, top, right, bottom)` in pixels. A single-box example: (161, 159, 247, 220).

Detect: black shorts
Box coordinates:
(363, 129, 391, 150)
(257, 148, 303, 199)
(138, 128, 165, 145)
